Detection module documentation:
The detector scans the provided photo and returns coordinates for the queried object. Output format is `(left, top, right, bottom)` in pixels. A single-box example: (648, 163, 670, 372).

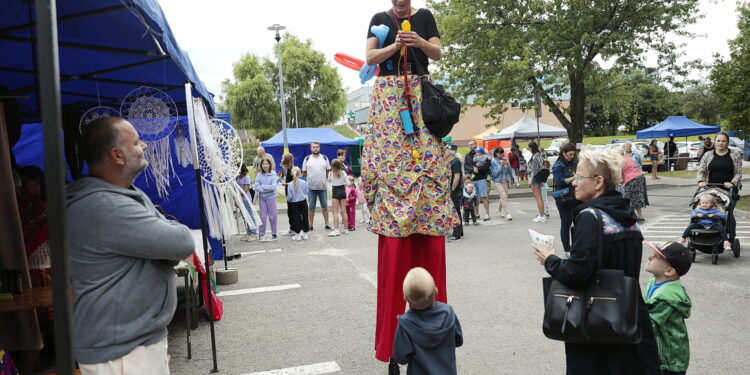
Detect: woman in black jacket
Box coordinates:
(551, 143, 580, 254)
(533, 147, 660, 374)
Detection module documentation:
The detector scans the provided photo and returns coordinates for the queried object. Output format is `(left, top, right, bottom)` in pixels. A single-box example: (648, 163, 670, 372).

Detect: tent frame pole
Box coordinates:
(185, 83, 220, 373)
(35, 0, 74, 373)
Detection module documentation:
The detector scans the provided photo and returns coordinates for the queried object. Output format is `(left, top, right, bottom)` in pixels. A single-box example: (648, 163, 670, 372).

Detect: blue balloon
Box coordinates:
(359, 64, 378, 84)
(371, 24, 390, 48)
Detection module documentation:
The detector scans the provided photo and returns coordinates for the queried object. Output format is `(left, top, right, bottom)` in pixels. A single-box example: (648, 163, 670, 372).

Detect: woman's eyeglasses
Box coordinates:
(573, 174, 599, 182)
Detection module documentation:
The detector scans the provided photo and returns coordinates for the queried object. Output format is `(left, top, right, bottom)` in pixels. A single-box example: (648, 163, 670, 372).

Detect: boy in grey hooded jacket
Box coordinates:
(393, 267, 463, 375)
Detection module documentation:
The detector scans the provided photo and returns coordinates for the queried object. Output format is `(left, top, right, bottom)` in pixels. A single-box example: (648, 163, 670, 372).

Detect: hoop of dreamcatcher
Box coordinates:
(78, 106, 120, 135)
(120, 86, 179, 198)
(192, 104, 255, 239)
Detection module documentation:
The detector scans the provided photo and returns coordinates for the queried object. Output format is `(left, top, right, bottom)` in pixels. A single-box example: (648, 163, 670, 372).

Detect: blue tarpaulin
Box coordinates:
(636, 116, 720, 139)
(1, 0, 214, 123)
(260, 128, 359, 172)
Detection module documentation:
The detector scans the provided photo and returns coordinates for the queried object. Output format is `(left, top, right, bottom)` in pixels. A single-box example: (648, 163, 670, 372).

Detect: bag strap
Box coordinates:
(593, 208, 604, 274)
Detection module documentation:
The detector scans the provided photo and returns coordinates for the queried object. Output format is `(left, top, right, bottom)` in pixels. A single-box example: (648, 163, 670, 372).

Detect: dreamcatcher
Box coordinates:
(78, 106, 120, 135)
(193, 97, 257, 239)
(121, 86, 179, 198)
(174, 120, 192, 168)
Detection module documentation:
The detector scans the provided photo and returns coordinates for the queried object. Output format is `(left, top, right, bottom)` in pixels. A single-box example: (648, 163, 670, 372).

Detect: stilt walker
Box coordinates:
(361, 2, 459, 370)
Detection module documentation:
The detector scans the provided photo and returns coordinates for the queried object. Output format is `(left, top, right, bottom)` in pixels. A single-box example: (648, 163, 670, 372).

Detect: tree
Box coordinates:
(711, 2, 750, 132)
(428, 0, 701, 142)
(223, 34, 347, 138)
(680, 82, 720, 125)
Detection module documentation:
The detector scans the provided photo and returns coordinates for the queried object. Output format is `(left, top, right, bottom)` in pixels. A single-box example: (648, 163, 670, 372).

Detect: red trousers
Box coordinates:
(375, 234, 447, 362)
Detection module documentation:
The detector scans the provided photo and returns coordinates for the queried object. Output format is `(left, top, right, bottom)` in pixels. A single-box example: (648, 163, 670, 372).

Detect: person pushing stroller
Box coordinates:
(679, 194, 730, 250)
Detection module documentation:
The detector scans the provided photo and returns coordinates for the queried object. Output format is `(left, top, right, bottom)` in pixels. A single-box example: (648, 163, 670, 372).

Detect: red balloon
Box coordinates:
(334, 53, 365, 71)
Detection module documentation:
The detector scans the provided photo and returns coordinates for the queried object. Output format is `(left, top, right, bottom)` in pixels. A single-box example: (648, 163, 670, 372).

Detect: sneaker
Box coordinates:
(283, 230, 295, 236)
(325, 225, 332, 230)
(506, 214, 513, 221)
(724, 241, 732, 250)
(359, 219, 365, 224)
(473, 221, 479, 226)
(269, 235, 278, 241)
(532, 216, 542, 222)
(464, 221, 470, 226)
(292, 233, 301, 241)
(538, 216, 548, 223)
(388, 358, 400, 375)
(447, 235, 462, 242)
(309, 226, 313, 231)
(348, 227, 356, 231)
(678, 238, 686, 245)
(302, 231, 309, 240)
(341, 228, 349, 235)
(483, 215, 491, 221)
(327, 229, 340, 237)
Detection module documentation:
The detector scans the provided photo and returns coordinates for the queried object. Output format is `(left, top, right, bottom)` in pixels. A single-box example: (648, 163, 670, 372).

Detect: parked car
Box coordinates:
(676, 141, 702, 160)
(546, 138, 569, 155)
(633, 141, 665, 172)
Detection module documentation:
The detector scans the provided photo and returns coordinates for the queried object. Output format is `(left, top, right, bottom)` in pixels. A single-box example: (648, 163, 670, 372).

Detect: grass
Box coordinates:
(736, 198, 750, 213)
(657, 167, 750, 179)
(330, 125, 360, 139)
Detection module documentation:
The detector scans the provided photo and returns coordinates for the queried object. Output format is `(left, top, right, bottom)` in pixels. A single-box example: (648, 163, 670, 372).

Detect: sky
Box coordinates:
(157, 0, 741, 102)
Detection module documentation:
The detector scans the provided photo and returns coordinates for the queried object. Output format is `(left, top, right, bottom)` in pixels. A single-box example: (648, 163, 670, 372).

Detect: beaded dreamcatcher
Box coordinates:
(121, 86, 179, 198)
(192, 97, 256, 238)
(78, 106, 120, 135)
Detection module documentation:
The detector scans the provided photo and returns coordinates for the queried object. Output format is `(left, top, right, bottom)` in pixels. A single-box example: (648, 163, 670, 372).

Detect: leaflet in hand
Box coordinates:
(529, 229, 554, 251)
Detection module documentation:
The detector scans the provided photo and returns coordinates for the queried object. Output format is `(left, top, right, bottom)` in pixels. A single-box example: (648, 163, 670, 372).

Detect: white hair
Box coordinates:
(578, 145, 623, 187)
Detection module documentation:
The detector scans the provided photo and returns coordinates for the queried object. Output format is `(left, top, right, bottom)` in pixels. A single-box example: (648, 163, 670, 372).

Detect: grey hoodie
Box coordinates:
(393, 302, 463, 375)
(66, 177, 195, 364)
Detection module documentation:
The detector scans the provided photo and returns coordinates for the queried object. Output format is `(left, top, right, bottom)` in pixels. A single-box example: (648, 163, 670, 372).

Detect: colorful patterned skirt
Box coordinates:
(362, 75, 460, 237)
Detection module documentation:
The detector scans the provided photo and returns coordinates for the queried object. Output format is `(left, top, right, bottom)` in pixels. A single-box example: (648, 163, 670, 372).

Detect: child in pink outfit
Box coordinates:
(346, 176, 358, 231)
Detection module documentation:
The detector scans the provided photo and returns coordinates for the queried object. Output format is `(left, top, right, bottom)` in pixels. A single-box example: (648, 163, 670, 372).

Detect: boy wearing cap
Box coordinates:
(393, 267, 463, 375)
(643, 241, 693, 375)
(472, 147, 492, 220)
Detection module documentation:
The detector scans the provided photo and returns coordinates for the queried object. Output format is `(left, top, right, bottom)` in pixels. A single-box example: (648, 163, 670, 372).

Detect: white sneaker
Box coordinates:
(292, 233, 301, 241)
(341, 228, 349, 235)
(532, 216, 544, 222)
(506, 214, 513, 221)
(302, 231, 309, 240)
(359, 219, 365, 224)
(327, 229, 340, 237)
(537, 216, 548, 223)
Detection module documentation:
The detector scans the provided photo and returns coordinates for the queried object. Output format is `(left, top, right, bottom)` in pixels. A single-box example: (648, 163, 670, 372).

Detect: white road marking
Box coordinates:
(220, 284, 301, 296)
(240, 248, 282, 256)
(241, 361, 341, 375)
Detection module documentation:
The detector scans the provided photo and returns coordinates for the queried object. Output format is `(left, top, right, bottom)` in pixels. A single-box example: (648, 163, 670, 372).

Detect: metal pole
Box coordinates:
(185, 83, 220, 373)
(35, 1, 74, 374)
(294, 95, 299, 128)
(268, 24, 289, 153)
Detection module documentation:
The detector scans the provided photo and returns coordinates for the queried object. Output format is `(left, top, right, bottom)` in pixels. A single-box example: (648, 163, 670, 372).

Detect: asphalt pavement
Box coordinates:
(167, 184, 750, 375)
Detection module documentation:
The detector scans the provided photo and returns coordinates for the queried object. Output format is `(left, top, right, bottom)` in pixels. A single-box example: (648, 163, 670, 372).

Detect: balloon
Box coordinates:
(359, 64, 380, 84)
(370, 24, 390, 48)
(334, 53, 364, 71)
(400, 20, 411, 56)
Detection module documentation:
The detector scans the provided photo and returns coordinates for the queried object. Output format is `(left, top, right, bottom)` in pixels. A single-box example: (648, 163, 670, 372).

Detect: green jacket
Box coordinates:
(643, 276, 692, 372)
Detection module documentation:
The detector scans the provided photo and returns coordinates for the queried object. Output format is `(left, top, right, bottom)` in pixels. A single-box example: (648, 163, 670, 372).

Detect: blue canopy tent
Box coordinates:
(636, 116, 720, 138)
(260, 128, 359, 172)
(1, 1, 223, 372)
(1, 0, 215, 122)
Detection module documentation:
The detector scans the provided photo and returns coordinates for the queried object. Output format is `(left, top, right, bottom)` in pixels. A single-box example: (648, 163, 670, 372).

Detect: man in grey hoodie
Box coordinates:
(67, 117, 195, 374)
(393, 267, 463, 375)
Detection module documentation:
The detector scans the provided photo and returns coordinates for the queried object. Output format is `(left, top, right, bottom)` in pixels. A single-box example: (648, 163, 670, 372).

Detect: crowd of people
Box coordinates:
(234, 143, 368, 242)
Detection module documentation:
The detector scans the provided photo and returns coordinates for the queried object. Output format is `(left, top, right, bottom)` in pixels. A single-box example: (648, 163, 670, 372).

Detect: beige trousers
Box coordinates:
(80, 338, 169, 375)
(492, 180, 510, 216)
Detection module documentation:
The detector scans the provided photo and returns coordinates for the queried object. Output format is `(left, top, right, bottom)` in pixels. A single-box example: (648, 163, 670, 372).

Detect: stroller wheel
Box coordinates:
(733, 238, 741, 258)
(712, 253, 719, 264)
(688, 242, 697, 263)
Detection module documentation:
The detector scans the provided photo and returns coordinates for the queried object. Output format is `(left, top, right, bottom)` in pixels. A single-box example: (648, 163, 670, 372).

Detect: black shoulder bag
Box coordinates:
(542, 209, 641, 344)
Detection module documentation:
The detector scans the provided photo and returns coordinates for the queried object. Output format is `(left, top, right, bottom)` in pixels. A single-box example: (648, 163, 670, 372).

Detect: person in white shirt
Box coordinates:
(302, 141, 331, 231)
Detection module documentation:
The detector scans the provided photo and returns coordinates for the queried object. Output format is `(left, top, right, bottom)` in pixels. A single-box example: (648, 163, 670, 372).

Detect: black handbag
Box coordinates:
(542, 209, 641, 344)
(408, 48, 461, 139)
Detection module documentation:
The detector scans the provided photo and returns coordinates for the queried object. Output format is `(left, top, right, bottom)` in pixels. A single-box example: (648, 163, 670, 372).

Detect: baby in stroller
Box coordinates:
(679, 193, 730, 250)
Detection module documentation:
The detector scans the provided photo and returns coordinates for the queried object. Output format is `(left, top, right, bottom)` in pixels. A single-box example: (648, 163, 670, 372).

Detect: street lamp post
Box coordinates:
(268, 23, 289, 153)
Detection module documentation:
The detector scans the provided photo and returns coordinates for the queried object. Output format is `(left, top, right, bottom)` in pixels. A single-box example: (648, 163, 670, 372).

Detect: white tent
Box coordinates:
(483, 115, 568, 140)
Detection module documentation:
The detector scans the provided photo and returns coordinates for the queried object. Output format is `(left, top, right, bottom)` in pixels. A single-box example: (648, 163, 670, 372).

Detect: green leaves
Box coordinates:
(222, 34, 347, 140)
(428, 0, 700, 141)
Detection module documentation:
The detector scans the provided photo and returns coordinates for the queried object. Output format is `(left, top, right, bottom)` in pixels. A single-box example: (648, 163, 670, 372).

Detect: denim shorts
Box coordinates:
(473, 179, 489, 198)
(307, 189, 328, 210)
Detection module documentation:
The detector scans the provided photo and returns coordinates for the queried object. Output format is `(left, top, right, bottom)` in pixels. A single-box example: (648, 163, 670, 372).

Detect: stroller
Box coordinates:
(686, 184, 741, 264)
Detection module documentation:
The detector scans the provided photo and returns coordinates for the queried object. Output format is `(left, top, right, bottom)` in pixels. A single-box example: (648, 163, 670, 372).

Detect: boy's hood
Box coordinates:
(397, 302, 457, 349)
